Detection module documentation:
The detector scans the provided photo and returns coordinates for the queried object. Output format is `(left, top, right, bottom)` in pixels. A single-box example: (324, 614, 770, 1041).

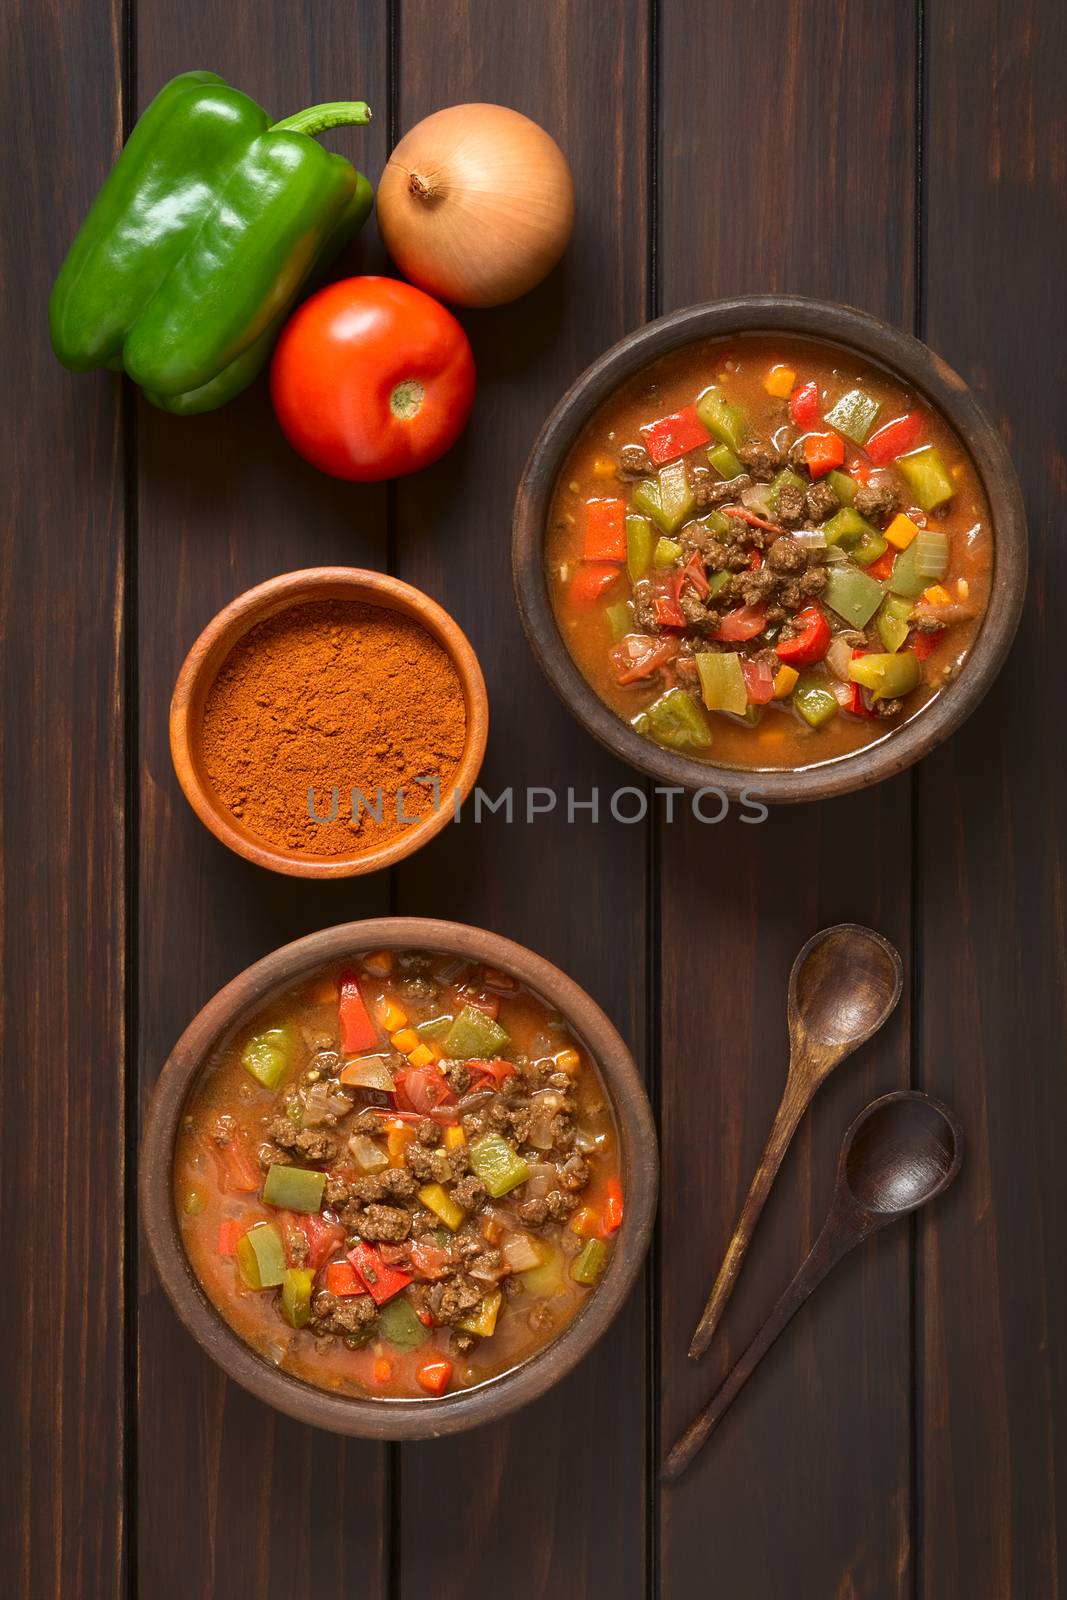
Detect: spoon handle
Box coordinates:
(665, 1207, 872, 1481)
(688, 1075, 811, 1360)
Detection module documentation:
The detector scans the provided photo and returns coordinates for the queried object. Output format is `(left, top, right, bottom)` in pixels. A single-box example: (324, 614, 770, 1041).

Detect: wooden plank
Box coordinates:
(919, 2, 1067, 1593)
(655, 5, 918, 1597)
(390, 3, 652, 1596)
(131, 12, 393, 1595)
(0, 1, 127, 1595)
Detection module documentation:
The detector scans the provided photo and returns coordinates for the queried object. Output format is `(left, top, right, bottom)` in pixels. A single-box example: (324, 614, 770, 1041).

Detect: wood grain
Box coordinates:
(655, 4, 918, 1597)
(389, 2, 651, 1596)
(0, 0, 126, 1594)
(919, 0, 1067, 1592)
(130, 10, 393, 1595)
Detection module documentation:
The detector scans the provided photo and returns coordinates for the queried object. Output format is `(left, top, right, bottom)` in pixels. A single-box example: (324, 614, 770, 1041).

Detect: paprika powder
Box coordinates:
(200, 599, 467, 856)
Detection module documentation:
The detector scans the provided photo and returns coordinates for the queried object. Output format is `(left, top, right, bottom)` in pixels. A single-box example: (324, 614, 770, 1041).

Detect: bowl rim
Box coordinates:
(512, 294, 1028, 803)
(139, 917, 659, 1439)
(169, 567, 490, 876)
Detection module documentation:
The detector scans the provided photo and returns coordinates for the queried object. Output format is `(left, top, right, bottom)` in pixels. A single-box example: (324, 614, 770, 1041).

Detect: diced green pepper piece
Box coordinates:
(378, 1294, 430, 1351)
(702, 509, 731, 537)
(696, 651, 747, 714)
(823, 565, 885, 627)
(851, 528, 888, 566)
(768, 466, 805, 511)
(823, 506, 875, 548)
(415, 1015, 454, 1042)
(571, 1237, 609, 1286)
(632, 463, 694, 535)
(898, 445, 955, 511)
(793, 672, 839, 729)
(441, 1004, 509, 1060)
(707, 569, 731, 597)
(708, 442, 743, 480)
(653, 536, 683, 568)
(469, 1133, 530, 1198)
(240, 1025, 296, 1091)
(877, 594, 914, 653)
(848, 650, 921, 700)
(263, 1163, 326, 1214)
(824, 388, 882, 445)
(605, 601, 631, 641)
(456, 1289, 503, 1338)
(236, 1224, 286, 1290)
(640, 688, 714, 752)
(520, 1244, 565, 1298)
(625, 513, 654, 581)
(827, 469, 858, 504)
(280, 1267, 315, 1329)
(889, 533, 949, 598)
(183, 1189, 206, 1215)
(695, 385, 749, 453)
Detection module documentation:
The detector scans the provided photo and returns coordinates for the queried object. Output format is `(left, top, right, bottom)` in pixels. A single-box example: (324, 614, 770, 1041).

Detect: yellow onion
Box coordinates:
(377, 103, 574, 308)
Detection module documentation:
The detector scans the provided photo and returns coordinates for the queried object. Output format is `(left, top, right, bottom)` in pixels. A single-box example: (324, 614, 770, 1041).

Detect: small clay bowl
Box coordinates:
(513, 296, 1028, 803)
(140, 917, 658, 1439)
(170, 568, 489, 876)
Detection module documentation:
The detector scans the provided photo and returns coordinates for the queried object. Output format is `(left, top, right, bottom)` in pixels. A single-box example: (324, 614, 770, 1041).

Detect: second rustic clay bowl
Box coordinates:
(513, 295, 1028, 803)
(140, 918, 659, 1439)
(169, 568, 489, 876)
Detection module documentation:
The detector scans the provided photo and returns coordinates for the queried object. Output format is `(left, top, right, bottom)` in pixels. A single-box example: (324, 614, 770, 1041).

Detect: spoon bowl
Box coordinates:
(843, 1091, 962, 1215)
(789, 924, 904, 1055)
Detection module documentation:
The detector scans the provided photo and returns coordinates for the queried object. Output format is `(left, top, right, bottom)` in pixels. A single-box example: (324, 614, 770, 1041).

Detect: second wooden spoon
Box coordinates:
(688, 923, 903, 1361)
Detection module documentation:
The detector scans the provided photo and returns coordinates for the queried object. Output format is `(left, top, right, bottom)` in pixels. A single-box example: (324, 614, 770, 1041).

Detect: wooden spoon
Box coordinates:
(664, 1090, 963, 1481)
(688, 924, 903, 1361)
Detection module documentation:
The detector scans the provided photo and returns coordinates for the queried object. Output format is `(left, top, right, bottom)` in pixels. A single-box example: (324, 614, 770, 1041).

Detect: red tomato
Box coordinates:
(395, 1065, 456, 1116)
(715, 603, 767, 642)
(270, 277, 476, 482)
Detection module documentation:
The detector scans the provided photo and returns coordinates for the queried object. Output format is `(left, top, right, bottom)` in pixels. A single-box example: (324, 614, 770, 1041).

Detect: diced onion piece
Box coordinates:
(826, 637, 857, 682)
(790, 529, 827, 550)
(348, 1133, 389, 1173)
(340, 1055, 397, 1092)
(502, 1232, 545, 1273)
(741, 483, 773, 515)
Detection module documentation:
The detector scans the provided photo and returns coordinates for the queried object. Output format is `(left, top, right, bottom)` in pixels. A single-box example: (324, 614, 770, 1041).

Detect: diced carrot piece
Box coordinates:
(581, 499, 627, 563)
(885, 513, 919, 550)
(555, 1048, 580, 1072)
(922, 584, 953, 605)
(407, 1043, 435, 1069)
(415, 1357, 453, 1396)
(763, 364, 796, 398)
(571, 563, 623, 603)
(217, 1220, 242, 1257)
(390, 1027, 419, 1053)
(372, 1359, 393, 1385)
(773, 664, 799, 699)
(592, 457, 616, 478)
(363, 950, 394, 976)
(570, 1207, 601, 1238)
(601, 1177, 624, 1235)
(379, 999, 408, 1033)
(387, 1123, 415, 1167)
(444, 1124, 466, 1150)
(309, 974, 338, 1005)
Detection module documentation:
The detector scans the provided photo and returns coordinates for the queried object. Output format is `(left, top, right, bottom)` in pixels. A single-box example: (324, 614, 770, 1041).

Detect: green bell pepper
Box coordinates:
(634, 688, 714, 752)
(263, 1163, 326, 1214)
(827, 469, 858, 504)
(700, 509, 731, 537)
(653, 537, 683, 568)
(823, 506, 875, 549)
(708, 443, 744, 480)
(236, 1224, 286, 1290)
(378, 1295, 430, 1351)
(240, 1025, 296, 1091)
(415, 1015, 454, 1043)
(889, 530, 949, 597)
(626, 514, 654, 581)
(851, 528, 889, 566)
(824, 388, 881, 445)
(571, 1237, 609, 1286)
(877, 594, 914, 653)
(848, 650, 921, 700)
(633, 461, 695, 534)
(49, 71, 374, 414)
(469, 1134, 530, 1198)
(898, 446, 955, 511)
(823, 565, 885, 628)
(442, 1005, 509, 1060)
(605, 601, 632, 641)
(695, 386, 748, 453)
(768, 466, 805, 511)
(280, 1268, 316, 1329)
(696, 651, 747, 714)
(792, 673, 839, 729)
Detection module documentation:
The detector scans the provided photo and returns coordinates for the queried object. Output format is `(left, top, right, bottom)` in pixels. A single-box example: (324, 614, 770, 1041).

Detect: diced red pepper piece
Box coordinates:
(866, 409, 925, 465)
(908, 629, 938, 661)
(740, 655, 776, 704)
(845, 651, 878, 717)
(467, 1058, 518, 1089)
(570, 563, 622, 603)
(581, 498, 627, 562)
(600, 1177, 624, 1236)
(302, 1212, 346, 1270)
(639, 404, 711, 465)
(217, 1219, 242, 1257)
(866, 550, 896, 582)
(774, 606, 831, 668)
(681, 550, 710, 597)
(652, 592, 686, 628)
(210, 1136, 261, 1195)
(803, 432, 846, 478)
(415, 1356, 454, 1396)
(460, 990, 500, 1019)
(789, 380, 820, 427)
(612, 635, 679, 685)
(714, 603, 767, 642)
(325, 1260, 363, 1297)
(748, 550, 762, 570)
(347, 1241, 412, 1305)
(339, 971, 378, 1054)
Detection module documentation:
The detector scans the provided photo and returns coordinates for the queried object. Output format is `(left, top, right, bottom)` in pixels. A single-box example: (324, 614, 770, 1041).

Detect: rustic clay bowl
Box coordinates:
(140, 918, 658, 1439)
(170, 568, 489, 876)
(513, 296, 1028, 803)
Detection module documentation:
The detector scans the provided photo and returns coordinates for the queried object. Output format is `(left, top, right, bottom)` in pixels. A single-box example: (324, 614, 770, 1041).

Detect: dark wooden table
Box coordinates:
(5, 1, 1064, 1595)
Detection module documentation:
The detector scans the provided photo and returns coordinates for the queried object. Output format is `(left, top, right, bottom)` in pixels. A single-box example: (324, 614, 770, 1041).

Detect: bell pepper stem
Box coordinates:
(272, 101, 372, 137)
